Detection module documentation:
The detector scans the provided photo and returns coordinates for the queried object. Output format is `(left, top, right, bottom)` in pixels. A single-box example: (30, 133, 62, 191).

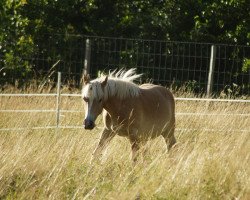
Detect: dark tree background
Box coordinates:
(0, 0, 249, 86)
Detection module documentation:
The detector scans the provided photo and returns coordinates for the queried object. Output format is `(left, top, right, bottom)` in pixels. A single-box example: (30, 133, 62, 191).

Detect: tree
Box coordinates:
(0, 0, 34, 84)
(191, 0, 250, 44)
(0, 0, 249, 86)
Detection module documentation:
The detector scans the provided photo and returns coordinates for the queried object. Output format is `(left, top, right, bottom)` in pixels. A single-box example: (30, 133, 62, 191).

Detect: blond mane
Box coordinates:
(84, 68, 142, 100)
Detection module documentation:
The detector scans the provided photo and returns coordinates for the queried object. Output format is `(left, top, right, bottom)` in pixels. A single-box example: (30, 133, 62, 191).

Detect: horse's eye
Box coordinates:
(83, 97, 89, 103)
(99, 99, 102, 103)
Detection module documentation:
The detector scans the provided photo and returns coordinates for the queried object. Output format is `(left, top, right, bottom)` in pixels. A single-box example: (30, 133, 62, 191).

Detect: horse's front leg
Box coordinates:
(130, 140, 140, 163)
(129, 129, 141, 164)
(91, 128, 115, 163)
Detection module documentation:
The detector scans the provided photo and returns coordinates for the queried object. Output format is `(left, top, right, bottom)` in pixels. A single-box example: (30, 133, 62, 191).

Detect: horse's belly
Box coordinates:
(138, 87, 174, 133)
(136, 102, 174, 138)
(140, 119, 169, 134)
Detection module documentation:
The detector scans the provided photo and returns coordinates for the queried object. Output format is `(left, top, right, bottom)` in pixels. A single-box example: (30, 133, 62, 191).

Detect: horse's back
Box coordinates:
(139, 84, 174, 107)
(136, 84, 175, 135)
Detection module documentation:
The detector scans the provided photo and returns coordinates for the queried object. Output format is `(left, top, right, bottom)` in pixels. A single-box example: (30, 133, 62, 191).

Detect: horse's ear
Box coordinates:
(101, 76, 108, 88)
(82, 74, 90, 85)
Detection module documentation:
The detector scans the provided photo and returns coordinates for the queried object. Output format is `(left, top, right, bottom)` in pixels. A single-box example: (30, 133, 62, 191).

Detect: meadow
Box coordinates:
(0, 87, 249, 199)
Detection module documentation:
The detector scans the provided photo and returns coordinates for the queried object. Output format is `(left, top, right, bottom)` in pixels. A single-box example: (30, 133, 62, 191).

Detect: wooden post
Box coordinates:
(84, 39, 91, 75)
(56, 72, 61, 128)
(207, 45, 216, 97)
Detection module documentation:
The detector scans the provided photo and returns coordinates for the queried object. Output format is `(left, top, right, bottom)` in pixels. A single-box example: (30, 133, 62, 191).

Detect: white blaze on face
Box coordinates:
(82, 84, 94, 120)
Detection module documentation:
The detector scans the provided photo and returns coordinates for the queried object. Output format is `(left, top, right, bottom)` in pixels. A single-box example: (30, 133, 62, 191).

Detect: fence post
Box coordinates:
(207, 45, 216, 97)
(56, 72, 61, 128)
(84, 38, 91, 75)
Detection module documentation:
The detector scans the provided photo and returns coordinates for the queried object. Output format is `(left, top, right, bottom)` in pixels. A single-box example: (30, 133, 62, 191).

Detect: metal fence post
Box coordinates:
(84, 38, 91, 75)
(207, 45, 216, 97)
(56, 72, 61, 128)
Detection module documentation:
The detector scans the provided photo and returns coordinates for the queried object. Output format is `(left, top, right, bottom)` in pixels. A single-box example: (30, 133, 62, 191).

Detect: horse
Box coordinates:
(81, 68, 176, 163)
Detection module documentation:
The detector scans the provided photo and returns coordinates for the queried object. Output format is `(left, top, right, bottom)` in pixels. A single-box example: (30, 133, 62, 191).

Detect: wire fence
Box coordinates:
(0, 34, 249, 96)
(0, 72, 249, 132)
(0, 98, 249, 132)
(89, 37, 250, 95)
(0, 126, 249, 133)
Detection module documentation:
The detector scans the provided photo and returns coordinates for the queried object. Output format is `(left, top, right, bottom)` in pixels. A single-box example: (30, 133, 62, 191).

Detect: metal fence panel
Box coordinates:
(1, 34, 249, 95)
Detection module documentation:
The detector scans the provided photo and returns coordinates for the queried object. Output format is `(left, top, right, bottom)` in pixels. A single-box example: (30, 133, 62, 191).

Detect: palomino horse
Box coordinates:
(82, 69, 176, 162)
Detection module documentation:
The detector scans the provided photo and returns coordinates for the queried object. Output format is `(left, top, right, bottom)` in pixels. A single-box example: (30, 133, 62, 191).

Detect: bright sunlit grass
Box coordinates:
(0, 90, 249, 199)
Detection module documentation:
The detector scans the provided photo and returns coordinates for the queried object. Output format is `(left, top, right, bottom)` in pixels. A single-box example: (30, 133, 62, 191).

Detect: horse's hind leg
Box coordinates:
(162, 125, 176, 151)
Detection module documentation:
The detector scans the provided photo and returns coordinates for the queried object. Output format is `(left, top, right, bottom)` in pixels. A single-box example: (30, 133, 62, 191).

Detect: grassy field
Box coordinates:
(0, 91, 249, 199)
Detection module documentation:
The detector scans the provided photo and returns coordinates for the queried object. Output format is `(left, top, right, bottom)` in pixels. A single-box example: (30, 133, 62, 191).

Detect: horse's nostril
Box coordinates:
(84, 119, 95, 130)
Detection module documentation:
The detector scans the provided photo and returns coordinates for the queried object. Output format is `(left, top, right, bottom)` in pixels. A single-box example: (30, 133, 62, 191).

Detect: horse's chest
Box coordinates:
(109, 116, 132, 136)
(107, 106, 138, 136)
(110, 119, 127, 134)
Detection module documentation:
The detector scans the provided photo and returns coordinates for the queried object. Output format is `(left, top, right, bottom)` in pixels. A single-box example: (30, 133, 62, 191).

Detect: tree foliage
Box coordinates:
(0, 0, 249, 85)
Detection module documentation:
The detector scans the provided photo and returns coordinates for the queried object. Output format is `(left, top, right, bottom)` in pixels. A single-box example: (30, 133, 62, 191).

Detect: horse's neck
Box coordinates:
(103, 96, 123, 117)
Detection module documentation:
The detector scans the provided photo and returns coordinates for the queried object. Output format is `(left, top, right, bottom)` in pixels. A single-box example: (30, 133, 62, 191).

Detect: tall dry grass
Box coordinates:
(0, 91, 249, 199)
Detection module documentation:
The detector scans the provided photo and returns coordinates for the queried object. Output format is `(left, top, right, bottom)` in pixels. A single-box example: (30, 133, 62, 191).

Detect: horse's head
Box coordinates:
(81, 74, 108, 130)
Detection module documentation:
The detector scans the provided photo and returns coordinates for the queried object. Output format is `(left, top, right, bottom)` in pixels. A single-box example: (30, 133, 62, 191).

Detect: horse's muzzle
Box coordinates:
(84, 119, 95, 130)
